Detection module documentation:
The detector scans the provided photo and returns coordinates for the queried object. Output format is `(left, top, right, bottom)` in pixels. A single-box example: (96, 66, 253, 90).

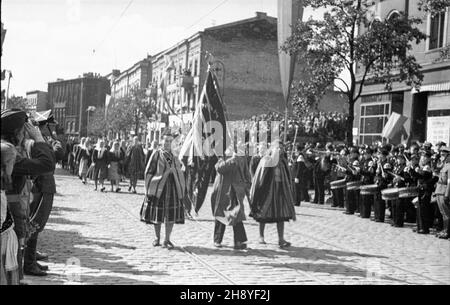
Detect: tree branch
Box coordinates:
(335, 77, 350, 93)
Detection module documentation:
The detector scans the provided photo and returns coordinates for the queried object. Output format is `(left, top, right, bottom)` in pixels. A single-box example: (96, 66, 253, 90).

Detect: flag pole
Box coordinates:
(5, 70, 11, 109)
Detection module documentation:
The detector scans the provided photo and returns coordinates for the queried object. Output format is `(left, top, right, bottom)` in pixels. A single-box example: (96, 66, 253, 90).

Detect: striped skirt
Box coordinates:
(140, 174, 185, 225)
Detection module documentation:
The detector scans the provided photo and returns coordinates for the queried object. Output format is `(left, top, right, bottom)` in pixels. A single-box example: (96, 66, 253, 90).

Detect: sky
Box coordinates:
(1, 0, 320, 97)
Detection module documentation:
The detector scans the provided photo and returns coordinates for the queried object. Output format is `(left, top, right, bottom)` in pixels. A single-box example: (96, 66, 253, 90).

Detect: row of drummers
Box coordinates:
(327, 149, 443, 235)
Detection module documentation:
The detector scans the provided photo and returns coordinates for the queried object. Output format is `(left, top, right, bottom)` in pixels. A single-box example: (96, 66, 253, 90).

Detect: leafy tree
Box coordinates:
(282, 0, 427, 145)
(418, 0, 450, 17)
(7, 95, 28, 110)
(87, 106, 107, 138)
(106, 88, 157, 138)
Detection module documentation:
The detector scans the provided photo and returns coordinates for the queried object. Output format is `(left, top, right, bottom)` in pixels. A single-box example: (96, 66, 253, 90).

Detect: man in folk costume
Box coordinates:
(140, 133, 186, 249)
(211, 145, 251, 250)
(250, 140, 296, 248)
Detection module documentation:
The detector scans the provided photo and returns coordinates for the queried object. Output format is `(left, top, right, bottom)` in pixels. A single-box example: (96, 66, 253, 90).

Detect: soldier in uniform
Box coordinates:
(435, 146, 450, 239)
(1, 109, 55, 283)
(24, 117, 64, 276)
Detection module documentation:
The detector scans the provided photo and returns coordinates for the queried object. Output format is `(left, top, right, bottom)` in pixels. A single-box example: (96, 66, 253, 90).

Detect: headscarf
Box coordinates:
(110, 141, 120, 157)
(95, 139, 106, 158)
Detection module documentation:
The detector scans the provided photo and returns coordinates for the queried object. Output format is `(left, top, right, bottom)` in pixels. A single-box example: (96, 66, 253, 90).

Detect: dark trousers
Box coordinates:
(295, 181, 310, 205)
(25, 193, 54, 266)
(392, 198, 406, 227)
(331, 188, 345, 208)
(416, 193, 432, 233)
(345, 189, 359, 214)
(405, 199, 417, 223)
(360, 193, 374, 218)
(432, 200, 444, 230)
(374, 197, 387, 222)
(213, 220, 247, 244)
(313, 173, 325, 204)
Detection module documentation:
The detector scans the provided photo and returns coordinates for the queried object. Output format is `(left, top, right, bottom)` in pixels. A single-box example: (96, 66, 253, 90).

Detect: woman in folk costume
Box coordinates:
(211, 147, 251, 250)
(140, 134, 186, 250)
(125, 136, 145, 194)
(119, 140, 128, 182)
(90, 139, 108, 192)
(77, 137, 92, 184)
(108, 141, 123, 193)
(1, 142, 20, 285)
(250, 140, 296, 248)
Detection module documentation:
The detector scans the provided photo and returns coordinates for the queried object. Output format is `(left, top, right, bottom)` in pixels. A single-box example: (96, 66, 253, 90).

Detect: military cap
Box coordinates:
(1, 109, 28, 134)
(440, 146, 450, 153)
(423, 142, 432, 148)
(383, 163, 392, 170)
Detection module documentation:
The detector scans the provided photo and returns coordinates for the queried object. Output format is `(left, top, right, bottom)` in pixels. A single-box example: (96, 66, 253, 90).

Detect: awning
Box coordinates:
(412, 81, 450, 94)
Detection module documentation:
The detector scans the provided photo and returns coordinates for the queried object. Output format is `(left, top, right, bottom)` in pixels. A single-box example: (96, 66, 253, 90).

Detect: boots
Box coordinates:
(24, 234, 47, 276)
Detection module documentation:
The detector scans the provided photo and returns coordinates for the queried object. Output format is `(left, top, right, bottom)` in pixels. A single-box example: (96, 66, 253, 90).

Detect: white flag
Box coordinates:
(105, 94, 111, 117)
(382, 112, 408, 139)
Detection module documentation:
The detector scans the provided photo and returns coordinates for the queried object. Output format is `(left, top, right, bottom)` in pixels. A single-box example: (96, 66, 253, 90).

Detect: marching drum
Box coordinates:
(381, 188, 399, 201)
(345, 181, 362, 215)
(359, 184, 378, 218)
(375, 188, 399, 223)
(330, 179, 346, 208)
(398, 187, 419, 199)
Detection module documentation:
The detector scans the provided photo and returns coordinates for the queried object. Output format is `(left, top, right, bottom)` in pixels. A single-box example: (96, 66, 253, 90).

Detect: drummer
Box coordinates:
(343, 160, 362, 215)
(374, 163, 393, 222)
(391, 154, 408, 227)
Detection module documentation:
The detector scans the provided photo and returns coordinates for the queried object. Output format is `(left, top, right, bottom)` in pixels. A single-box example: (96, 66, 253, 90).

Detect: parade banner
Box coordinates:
(277, 0, 303, 105)
(179, 69, 230, 213)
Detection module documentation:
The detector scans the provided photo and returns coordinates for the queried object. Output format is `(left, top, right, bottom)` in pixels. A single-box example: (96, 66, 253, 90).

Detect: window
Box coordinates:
(429, 12, 446, 50)
(359, 93, 398, 145)
(194, 59, 198, 76)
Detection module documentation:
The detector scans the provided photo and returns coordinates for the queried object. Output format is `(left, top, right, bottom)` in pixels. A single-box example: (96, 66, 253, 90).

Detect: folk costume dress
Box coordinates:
(140, 149, 186, 225)
(107, 149, 123, 182)
(77, 146, 91, 177)
(249, 148, 296, 223)
(125, 144, 145, 181)
(90, 147, 108, 181)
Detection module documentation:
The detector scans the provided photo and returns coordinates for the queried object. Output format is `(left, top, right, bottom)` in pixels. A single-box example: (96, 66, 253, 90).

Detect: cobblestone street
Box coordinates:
(24, 169, 450, 285)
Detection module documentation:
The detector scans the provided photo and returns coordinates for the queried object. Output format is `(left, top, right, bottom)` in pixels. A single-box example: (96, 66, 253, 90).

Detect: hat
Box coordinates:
(436, 141, 447, 147)
(1, 109, 28, 134)
(420, 149, 432, 157)
(440, 146, 450, 153)
(423, 142, 432, 148)
(352, 160, 360, 167)
(383, 163, 392, 170)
